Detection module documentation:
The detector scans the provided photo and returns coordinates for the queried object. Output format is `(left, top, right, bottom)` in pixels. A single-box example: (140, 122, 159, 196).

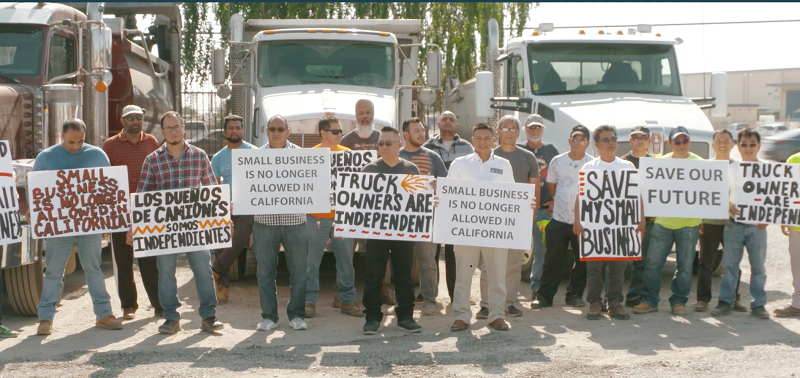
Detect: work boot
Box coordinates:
(587, 302, 602, 320)
(122, 308, 136, 320)
(201, 317, 224, 333)
(475, 306, 489, 319)
(693, 301, 709, 312)
(158, 319, 181, 334)
(217, 284, 228, 304)
(632, 303, 658, 314)
(609, 303, 630, 320)
(733, 300, 748, 312)
(672, 304, 687, 316)
(305, 303, 316, 318)
(96, 315, 123, 330)
(340, 302, 365, 317)
(332, 292, 341, 308)
(774, 305, 800, 318)
(751, 306, 770, 319)
(711, 302, 733, 317)
(566, 296, 586, 308)
(37, 320, 53, 336)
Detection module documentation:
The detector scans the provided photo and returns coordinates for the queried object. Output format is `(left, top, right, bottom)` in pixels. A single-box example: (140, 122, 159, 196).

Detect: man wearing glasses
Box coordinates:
(102, 105, 162, 320)
(136, 111, 223, 334)
(305, 115, 364, 318)
(634, 126, 702, 316)
(210, 114, 257, 304)
(533, 125, 593, 309)
(252, 115, 309, 332)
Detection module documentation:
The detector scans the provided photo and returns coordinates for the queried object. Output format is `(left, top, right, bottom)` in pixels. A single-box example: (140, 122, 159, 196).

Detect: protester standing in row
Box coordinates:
(776, 150, 800, 318)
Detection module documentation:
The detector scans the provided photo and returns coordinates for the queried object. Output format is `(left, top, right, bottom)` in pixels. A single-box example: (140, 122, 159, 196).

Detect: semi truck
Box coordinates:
(0, 2, 181, 315)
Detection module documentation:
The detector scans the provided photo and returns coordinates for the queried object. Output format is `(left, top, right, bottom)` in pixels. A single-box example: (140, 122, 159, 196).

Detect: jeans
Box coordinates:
(157, 250, 217, 321)
(415, 241, 438, 306)
(627, 219, 654, 302)
(480, 249, 523, 308)
(719, 221, 767, 308)
(790, 229, 800, 308)
(363, 239, 415, 322)
(111, 231, 161, 313)
(212, 215, 255, 288)
(39, 234, 112, 321)
(640, 223, 699, 308)
(588, 261, 625, 305)
(530, 210, 552, 291)
(305, 215, 355, 306)
(254, 223, 308, 322)
(538, 219, 586, 303)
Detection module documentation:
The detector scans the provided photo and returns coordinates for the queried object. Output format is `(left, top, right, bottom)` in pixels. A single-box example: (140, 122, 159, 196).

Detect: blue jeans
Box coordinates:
(641, 223, 699, 308)
(530, 210, 552, 291)
(157, 250, 217, 321)
(39, 235, 112, 321)
(305, 215, 355, 305)
(719, 221, 767, 308)
(254, 222, 308, 322)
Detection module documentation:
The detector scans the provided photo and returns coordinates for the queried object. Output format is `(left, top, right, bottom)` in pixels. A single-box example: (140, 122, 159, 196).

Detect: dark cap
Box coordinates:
(525, 114, 545, 127)
(570, 124, 590, 139)
(668, 126, 690, 140)
(630, 125, 650, 136)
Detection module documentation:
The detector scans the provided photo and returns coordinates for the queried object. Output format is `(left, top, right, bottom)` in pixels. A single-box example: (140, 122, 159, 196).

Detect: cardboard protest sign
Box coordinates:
(578, 169, 642, 261)
(734, 161, 800, 226)
(432, 178, 535, 250)
(639, 158, 729, 219)
(333, 172, 434, 241)
(27, 166, 129, 239)
(131, 185, 232, 257)
(330, 150, 376, 191)
(0, 141, 22, 246)
(231, 148, 331, 215)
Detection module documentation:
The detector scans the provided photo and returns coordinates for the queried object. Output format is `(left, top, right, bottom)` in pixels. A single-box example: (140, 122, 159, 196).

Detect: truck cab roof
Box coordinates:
(0, 2, 86, 25)
(513, 33, 678, 46)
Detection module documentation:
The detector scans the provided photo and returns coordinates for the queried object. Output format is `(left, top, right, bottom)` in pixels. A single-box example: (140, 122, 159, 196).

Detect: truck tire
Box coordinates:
(227, 248, 248, 282)
(520, 249, 533, 283)
(3, 260, 44, 316)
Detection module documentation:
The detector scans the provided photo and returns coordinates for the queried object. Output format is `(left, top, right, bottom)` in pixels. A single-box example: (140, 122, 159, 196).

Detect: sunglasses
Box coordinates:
(597, 136, 618, 143)
(570, 137, 588, 145)
(739, 142, 758, 148)
(326, 129, 343, 135)
(377, 141, 396, 147)
(268, 127, 287, 133)
(671, 138, 691, 145)
(124, 114, 143, 121)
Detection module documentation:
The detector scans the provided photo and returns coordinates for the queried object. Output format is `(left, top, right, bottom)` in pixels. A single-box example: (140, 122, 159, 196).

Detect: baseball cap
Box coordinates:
(121, 105, 145, 118)
(525, 114, 545, 128)
(630, 125, 650, 136)
(668, 126, 690, 140)
(570, 124, 590, 139)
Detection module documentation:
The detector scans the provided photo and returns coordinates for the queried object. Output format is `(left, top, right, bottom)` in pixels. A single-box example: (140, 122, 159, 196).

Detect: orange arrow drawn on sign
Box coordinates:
(401, 175, 428, 194)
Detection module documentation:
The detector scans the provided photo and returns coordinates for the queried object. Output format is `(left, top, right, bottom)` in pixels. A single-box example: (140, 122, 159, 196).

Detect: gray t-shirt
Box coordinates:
(493, 146, 540, 184)
(341, 129, 380, 151)
(399, 147, 447, 177)
(361, 157, 420, 175)
(518, 142, 559, 206)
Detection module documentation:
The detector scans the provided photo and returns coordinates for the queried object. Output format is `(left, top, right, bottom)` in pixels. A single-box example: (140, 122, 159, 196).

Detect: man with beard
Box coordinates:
(102, 105, 162, 319)
(210, 114, 258, 303)
(400, 117, 447, 316)
(341, 99, 380, 150)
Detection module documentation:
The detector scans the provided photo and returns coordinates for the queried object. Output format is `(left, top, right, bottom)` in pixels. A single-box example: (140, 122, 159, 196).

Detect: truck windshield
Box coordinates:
(0, 25, 44, 77)
(258, 40, 394, 88)
(527, 43, 680, 96)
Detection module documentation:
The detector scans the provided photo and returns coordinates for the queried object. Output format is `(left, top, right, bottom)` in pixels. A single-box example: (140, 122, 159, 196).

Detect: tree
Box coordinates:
(180, 2, 535, 88)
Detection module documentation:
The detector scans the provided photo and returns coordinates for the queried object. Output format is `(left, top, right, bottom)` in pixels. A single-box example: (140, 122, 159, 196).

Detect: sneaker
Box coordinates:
(289, 318, 307, 330)
(201, 317, 224, 333)
(587, 302, 602, 320)
(475, 306, 489, 319)
(37, 320, 53, 335)
(414, 293, 424, 304)
(733, 300, 748, 312)
(96, 315, 123, 330)
(341, 302, 365, 317)
(774, 305, 800, 318)
(625, 297, 642, 308)
(632, 303, 658, 314)
(693, 301, 709, 312)
(397, 318, 422, 333)
(0, 325, 19, 338)
(305, 303, 316, 318)
(488, 318, 509, 331)
(672, 304, 687, 316)
(751, 306, 770, 319)
(711, 302, 733, 317)
(216, 284, 228, 304)
(505, 305, 523, 317)
(122, 308, 136, 320)
(256, 318, 278, 331)
(566, 296, 586, 308)
(530, 298, 552, 309)
(421, 304, 440, 316)
(158, 319, 181, 334)
(363, 321, 381, 335)
(609, 303, 630, 320)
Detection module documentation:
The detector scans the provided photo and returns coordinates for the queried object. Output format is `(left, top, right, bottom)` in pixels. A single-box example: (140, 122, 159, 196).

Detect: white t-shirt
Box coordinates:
(547, 151, 594, 224)
(581, 156, 636, 171)
(447, 152, 515, 183)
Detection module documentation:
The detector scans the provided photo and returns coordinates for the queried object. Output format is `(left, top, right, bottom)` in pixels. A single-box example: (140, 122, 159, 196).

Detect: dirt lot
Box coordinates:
(1, 225, 799, 377)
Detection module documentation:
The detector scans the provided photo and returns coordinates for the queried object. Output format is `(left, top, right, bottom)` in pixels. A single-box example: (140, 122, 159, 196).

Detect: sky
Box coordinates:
(523, 2, 800, 74)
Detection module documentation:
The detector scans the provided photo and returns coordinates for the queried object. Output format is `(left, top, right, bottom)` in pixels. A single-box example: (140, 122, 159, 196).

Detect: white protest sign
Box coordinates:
(131, 185, 232, 257)
(578, 169, 642, 261)
(330, 150, 376, 191)
(734, 161, 800, 226)
(639, 157, 729, 219)
(0, 141, 22, 246)
(232, 148, 331, 215)
(334, 172, 434, 241)
(433, 178, 535, 250)
(27, 166, 130, 239)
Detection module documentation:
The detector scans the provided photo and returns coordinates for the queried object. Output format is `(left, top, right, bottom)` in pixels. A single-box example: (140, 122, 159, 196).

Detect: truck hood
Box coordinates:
(0, 83, 35, 159)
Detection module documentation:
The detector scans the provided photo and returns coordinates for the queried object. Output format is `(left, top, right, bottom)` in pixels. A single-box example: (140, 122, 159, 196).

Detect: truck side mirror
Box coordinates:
(710, 72, 727, 118)
(426, 50, 441, 90)
(90, 25, 112, 72)
(212, 48, 226, 85)
(475, 71, 494, 118)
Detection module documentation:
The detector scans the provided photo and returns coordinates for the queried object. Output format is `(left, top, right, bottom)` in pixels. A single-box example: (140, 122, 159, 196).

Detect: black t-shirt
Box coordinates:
(620, 151, 654, 169)
(361, 157, 420, 175)
(517, 142, 559, 206)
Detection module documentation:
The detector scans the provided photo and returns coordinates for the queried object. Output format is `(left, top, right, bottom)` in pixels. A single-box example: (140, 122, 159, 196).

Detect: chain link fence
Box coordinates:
(181, 91, 229, 157)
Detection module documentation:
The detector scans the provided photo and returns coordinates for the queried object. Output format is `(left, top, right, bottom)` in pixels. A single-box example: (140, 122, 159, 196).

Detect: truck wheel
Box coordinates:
(411, 253, 420, 286)
(227, 248, 248, 282)
(3, 260, 44, 316)
(520, 249, 533, 283)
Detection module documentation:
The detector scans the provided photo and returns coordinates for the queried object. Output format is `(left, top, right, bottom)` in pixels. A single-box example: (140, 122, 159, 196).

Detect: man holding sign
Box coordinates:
(136, 111, 224, 334)
(776, 151, 800, 318)
(31, 119, 122, 335)
(573, 125, 642, 321)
